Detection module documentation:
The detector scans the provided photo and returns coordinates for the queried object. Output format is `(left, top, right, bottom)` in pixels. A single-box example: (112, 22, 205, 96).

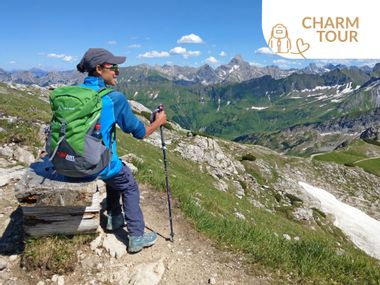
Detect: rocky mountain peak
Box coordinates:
(228, 54, 246, 66)
(373, 63, 380, 74)
(198, 63, 213, 71)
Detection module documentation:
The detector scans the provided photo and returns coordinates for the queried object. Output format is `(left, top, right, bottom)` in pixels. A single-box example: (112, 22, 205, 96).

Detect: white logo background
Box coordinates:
(262, 0, 380, 59)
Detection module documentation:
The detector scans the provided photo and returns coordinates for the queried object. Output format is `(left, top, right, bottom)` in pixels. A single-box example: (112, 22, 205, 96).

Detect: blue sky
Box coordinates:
(1, 0, 378, 71)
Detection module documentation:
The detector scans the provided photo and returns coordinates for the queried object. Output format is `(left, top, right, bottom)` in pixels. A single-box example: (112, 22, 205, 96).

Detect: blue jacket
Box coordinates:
(80, 76, 146, 180)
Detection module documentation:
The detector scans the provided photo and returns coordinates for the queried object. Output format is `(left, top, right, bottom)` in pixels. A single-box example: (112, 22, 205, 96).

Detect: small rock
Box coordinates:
(234, 212, 246, 220)
(233, 180, 245, 199)
(124, 162, 138, 174)
(293, 207, 313, 221)
(0, 146, 13, 158)
(336, 248, 345, 256)
(208, 277, 216, 284)
(13, 146, 35, 165)
(36, 281, 45, 285)
(95, 248, 103, 256)
(126, 258, 165, 285)
(294, 236, 300, 241)
(102, 234, 126, 259)
(166, 260, 175, 270)
(8, 255, 18, 262)
(0, 166, 25, 187)
(57, 276, 64, 285)
(51, 275, 59, 282)
(283, 234, 291, 241)
(90, 235, 103, 251)
(0, 259, 7, 271)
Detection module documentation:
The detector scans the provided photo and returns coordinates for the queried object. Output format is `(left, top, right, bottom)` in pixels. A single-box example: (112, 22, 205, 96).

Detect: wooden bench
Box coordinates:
(14, 159, 100, 236)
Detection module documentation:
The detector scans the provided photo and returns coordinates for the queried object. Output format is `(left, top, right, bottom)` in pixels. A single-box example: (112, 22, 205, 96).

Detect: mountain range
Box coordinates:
(2, 55, 379, 87)
(1, 56, 380, 155)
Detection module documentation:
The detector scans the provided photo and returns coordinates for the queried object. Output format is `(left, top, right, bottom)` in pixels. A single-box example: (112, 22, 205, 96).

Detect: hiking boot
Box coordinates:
(128, 232, 157, 253)
(106, 213, 125, 231)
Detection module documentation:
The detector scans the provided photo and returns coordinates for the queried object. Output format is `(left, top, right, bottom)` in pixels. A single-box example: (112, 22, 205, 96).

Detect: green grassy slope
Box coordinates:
(0, 82, 51, 148)
(313, 140, 380, 177)
(116, 132, 380, 284)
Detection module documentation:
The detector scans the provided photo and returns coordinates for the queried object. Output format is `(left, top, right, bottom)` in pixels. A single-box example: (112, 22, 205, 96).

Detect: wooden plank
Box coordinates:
(23, 215, 99, 236)
(22, 191, 101, 236)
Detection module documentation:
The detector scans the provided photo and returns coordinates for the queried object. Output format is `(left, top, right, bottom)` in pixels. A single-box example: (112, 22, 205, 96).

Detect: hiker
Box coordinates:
(76, 48, 167, 253)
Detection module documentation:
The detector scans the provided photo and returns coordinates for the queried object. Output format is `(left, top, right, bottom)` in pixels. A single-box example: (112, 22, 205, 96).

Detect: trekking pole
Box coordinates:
(150, 104, 174, 242)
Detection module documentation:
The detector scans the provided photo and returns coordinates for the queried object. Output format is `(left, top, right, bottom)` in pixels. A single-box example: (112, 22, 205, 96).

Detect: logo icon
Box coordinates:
(268, 24, 310, 58)
(57, 151, 75, 162)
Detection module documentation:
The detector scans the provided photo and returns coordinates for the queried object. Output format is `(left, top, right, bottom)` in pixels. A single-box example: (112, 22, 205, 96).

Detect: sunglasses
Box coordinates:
(101, 64, 119, 74)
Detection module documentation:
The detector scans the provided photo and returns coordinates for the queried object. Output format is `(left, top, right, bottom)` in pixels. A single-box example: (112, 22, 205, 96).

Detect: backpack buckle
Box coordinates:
(60, 122, 67, 135)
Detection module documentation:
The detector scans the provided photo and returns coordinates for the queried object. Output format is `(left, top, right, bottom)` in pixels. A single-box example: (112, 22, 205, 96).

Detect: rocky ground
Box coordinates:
(0, 156, 271, 285)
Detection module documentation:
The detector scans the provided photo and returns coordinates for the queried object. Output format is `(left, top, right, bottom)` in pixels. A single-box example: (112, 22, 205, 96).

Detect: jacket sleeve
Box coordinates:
(109, 91, 146, 139)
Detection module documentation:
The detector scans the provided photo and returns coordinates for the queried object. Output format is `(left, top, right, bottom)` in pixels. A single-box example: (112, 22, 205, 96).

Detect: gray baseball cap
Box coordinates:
(77, 48, 126, 73)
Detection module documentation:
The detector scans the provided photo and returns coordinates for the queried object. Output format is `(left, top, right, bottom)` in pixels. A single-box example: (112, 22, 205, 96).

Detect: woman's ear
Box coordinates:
(95, 64, 103, 75)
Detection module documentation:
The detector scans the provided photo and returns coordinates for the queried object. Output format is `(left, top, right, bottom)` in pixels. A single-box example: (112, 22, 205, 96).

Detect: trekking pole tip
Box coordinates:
(166, 235, 174, 242)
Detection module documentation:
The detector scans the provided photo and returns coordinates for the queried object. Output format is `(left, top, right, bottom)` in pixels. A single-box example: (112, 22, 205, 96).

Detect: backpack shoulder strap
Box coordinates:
(98, 88, 114, 98)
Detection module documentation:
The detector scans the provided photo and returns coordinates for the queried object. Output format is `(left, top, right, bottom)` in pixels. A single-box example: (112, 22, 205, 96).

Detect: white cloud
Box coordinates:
(314, 59, 380, 67)
(187, 50, 201, 57)
(177, 33, 204, 44)
(205, 56, 219, 65)
(9, 60, 16, 64)
(47, 53, 75, 62)
(127, 44, 142, 48)
(138, 50, 170, 58)
(219, 51, 227, 57)
(355, 60, 380, 67)
(63, 56, 74, 62)
(273, 59, 294, 65)
(170, 46, 187, 54)
(272, 59, 300, 69)
(107, 40, 117, 45)
(249, 61, 264, 67)
(313, 59, 351, 66)
(255, 47, 274, 55)
(169, 46, 201, 58)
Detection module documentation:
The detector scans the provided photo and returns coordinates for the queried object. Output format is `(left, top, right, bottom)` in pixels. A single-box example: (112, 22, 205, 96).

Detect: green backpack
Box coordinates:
(47, 86, 114, 178)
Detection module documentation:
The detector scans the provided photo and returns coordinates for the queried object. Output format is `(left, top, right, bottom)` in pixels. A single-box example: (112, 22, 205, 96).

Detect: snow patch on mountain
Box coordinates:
(250, 106, 269, 111)
(299, 182, 380, 260)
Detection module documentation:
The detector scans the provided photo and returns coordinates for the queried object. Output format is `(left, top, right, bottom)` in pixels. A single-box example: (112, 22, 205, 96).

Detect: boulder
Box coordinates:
(127, 258, 165, 285)
(15, 160, 97, 206)
(0, 166, 26, 187)
(0, 146, 13, 158)
(13, 146, 35, 165)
